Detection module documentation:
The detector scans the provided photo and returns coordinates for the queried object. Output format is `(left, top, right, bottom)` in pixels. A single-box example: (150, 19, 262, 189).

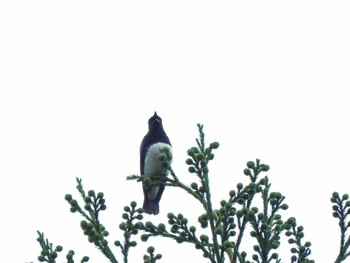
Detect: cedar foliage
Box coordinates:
(28, 124, 350, 263)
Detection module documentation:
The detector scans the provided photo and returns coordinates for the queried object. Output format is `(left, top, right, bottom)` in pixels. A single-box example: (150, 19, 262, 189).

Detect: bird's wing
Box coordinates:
(140, 137, 148, 175)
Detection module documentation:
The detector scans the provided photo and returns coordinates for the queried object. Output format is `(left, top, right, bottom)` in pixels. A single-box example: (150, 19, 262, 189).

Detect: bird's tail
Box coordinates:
(143, 199, 159, 215)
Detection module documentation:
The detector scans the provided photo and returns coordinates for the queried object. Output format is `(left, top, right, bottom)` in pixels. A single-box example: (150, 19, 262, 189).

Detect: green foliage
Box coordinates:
(28, 231, 89, 263)
(114, 201, 144, 262)
(64, 178, 145, 263)
(29, 123, 350, 262)
(143, 246, 162, 263)
(331, 192, 350, 262)
(285, 217, 313, 263)
(64, 178, 118, 262)
(131, 124, 313, 263)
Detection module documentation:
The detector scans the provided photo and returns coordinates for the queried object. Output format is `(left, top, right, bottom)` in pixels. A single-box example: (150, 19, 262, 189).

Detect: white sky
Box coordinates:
(1, 1, 350, 262)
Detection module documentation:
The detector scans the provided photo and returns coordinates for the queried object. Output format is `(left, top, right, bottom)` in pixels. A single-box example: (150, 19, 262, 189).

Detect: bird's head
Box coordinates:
(148, 112, 163, 130)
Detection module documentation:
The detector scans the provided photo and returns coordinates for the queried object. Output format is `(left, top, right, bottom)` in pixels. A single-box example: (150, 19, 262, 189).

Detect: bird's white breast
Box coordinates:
(144, 142, 172, 177)
(144, 142, 172, 200)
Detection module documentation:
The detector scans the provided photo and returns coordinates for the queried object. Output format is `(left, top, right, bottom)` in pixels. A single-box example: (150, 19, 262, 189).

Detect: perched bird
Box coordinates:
(140, 112, 172, 215)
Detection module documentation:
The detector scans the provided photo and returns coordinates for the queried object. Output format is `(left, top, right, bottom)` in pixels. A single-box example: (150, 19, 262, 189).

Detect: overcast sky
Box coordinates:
(1, 1, 350, 262)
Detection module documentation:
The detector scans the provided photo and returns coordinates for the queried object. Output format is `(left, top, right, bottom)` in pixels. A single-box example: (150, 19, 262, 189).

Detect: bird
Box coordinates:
(140, 112, 172, 215)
